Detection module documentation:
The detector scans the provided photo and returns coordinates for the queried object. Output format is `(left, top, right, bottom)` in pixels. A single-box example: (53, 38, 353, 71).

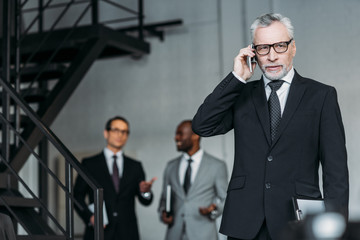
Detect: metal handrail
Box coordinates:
(22, 0, 141, 19)
(0, 1, 146, 238)
(0, 113, 82, 208)
(0, 154, 67, 235)
(102, 0, 140, 15)
(21, 0, 144, 34)
(21, 0, 89, 13)
(21, 0, 53, 37)
(20, 0, 74, 65)
(20, 0, 144, 96)
(0, 73, 104, 239)
(22, 2, 92, 97)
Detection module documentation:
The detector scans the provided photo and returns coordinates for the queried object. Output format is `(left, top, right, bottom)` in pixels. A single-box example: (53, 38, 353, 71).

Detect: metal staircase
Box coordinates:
(0, 1, 182, 239)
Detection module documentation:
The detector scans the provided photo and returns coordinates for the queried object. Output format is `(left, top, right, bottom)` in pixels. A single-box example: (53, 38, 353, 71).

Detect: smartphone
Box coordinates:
(247, 44, 256, 72)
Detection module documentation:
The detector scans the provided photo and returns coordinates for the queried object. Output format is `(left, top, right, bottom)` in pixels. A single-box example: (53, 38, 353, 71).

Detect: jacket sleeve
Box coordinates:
(74, 160, 94, 225)
(157, 163, 170, 222)
(136, 162, 153, 206)
(319, 87, 349, 218)
(192, 73, 245, 137)
(212, 160, 228, 218)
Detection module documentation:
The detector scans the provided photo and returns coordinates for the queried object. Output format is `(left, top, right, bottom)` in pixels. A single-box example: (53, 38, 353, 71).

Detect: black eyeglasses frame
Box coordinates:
(253, 38, 294, 56)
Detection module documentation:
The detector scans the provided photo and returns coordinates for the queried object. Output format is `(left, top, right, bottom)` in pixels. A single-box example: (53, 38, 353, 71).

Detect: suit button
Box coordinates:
(113, 212, 118, 217)
(267, 156, 273, 162)
(265, 183, 271, 189)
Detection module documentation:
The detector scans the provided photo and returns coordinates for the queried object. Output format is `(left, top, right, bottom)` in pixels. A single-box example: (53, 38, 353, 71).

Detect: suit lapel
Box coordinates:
(172, 156, 186, 197)
(187, 153, 209, 196)
(252, 79, 272, 145)
(118, 156, 130, 195)
(272, 71, 306, 146)
(98, 153, 118, 194)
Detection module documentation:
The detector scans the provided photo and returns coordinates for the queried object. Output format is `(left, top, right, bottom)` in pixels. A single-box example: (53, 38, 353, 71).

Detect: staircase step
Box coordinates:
(0, 196, 41, 208)
(8, 114, 31, 128)
(15, 63, 66, 83)
(0, 190, 41, 208)
(12, 208, 57, 235)
(22, 88, 48, 103)
(0, 190, 58, 235)
(0, 88, 48, 103)
(17, 235, 66, 240)
(0, 63, 66, 83)
(0, 145, 17, 171)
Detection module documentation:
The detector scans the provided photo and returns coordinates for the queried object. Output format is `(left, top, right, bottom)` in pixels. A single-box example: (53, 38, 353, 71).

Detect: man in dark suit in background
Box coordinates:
(192, 13, 348, 240)
(74, 116, 156, 240)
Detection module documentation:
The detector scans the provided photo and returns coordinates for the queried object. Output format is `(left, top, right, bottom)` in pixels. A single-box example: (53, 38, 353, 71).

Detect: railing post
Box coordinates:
(1, 0, 11, 163)
(39, 138, 49, 220)
(14, 0, 21, 147)
(66, 162, 74, 239)
(39, 0, 43, 32)
(138, 0, 144, 40)
(94, 188, 104, 240)
(91, 0, 99, 25)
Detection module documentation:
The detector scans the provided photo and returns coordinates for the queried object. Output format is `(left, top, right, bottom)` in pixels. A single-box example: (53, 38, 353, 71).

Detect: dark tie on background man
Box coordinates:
(183, 159, 193, 194)
(268, 80, 284, 142)
(112, 155, 120, 192)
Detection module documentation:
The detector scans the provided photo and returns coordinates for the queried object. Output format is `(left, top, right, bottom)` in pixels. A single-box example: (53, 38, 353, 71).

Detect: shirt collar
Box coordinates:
(104, 147, 123, 159)
(182, 149, 204, 164)
(263, 67, 294, 86)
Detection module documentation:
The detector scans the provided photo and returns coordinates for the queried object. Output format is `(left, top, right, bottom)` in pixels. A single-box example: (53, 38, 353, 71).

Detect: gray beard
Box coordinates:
(261, 64, 289, 80)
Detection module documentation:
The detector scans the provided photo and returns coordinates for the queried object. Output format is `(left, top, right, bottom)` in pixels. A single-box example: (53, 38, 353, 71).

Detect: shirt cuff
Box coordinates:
(232, 71, 247, 84)
(209, 209, 219, 220)
(141, 192, 152, 199)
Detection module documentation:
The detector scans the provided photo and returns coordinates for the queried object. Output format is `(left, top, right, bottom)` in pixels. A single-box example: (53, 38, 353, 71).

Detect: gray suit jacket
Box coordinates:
(158, 152, 228, 240)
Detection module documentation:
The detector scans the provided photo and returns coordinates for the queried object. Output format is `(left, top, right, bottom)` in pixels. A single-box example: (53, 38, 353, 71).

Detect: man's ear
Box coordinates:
(104, 130, 109, 140)
(292, 40, 296, 57)
(192, 133, 200, 142)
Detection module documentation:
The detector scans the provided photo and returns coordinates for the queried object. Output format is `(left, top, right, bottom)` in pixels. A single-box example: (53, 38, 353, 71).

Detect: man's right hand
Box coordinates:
(233, 45, 256, 81)
(89, 215, 106, 228)
(161, 211, 173, 225)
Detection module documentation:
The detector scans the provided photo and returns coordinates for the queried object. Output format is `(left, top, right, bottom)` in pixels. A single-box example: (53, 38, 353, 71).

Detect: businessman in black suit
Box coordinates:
(192, 13, 348, 240)
(74, 116, 156, 240)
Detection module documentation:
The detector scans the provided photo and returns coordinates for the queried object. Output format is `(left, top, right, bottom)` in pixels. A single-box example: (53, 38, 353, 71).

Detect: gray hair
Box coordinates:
(250, 13, 294, 41)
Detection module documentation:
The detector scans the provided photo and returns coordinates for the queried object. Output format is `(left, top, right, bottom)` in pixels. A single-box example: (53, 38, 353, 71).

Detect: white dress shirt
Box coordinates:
(104, 147, 123, 177)
(232, 67, 294, 116)
(178, 149, 204, 185)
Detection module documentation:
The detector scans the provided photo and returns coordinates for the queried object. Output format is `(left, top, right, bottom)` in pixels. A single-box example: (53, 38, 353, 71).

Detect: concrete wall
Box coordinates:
(44, 0, 360, 239)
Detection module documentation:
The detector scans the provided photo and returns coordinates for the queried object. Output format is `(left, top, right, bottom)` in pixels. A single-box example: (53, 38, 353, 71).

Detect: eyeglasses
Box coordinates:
(108, 128, 129, 135)
(253, 39, 293, 56)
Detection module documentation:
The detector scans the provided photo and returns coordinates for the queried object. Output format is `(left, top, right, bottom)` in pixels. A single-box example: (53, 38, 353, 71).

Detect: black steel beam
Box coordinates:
(119, 19, 183, 32)
(1, 0, 11, 163)
(9, 25, 150, 62)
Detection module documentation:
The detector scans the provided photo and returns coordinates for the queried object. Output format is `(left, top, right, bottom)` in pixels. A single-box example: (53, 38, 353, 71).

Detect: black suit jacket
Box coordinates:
(74, 152, 152, 240)
(192, 71, 349, 240)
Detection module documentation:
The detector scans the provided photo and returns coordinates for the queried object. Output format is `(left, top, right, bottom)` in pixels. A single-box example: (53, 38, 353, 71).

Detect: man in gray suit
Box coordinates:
(158, 120, 228, 240)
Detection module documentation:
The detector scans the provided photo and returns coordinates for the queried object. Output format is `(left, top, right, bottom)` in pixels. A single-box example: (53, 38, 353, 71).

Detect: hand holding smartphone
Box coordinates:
(247, 44, 256, 72)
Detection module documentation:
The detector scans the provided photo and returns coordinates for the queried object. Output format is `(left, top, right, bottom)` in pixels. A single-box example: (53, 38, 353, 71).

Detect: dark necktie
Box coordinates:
(112, 155, 120, 193)
(268, 80, 284, 142)
(183, 159, 193, 194)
